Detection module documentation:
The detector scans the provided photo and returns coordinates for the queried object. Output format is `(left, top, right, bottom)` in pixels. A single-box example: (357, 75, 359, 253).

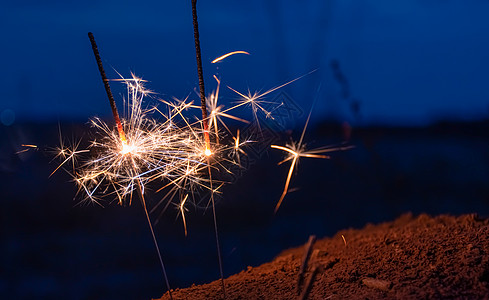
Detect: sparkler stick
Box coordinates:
(87, 32, 173, 299)
(191, 0, 226, 297)
(88, 32, 126, 143)
(191, 0, 211, 151)
(136, 181, 172, 300)
(207, 163, 227, 297)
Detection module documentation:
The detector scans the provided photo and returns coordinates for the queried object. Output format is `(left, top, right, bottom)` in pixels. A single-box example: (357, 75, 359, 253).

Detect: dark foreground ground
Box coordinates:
(159, 213, 489, 299)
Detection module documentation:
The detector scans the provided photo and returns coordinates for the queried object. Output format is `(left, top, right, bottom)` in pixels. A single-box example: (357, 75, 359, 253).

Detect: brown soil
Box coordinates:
(158, 214, 489, 299)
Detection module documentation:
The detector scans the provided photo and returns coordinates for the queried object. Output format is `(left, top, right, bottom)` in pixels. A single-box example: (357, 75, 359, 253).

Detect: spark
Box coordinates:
(179, 194, 189, 236)
(271, 100, 353, 213)
(231, 129, 252, 167)
(211, 51, 250, 64)
(226, 70, 316, 125)
(205, 75, 249, 144)
(16, 144, 38, 154)
(50, 144, 89, 178)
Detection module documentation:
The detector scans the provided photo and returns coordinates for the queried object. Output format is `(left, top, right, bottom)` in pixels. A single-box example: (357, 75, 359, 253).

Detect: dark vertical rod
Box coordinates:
(207, 165, 227, 298)
(191, 1, 226, 298)
(88, 32, 126, 143)
(137, 182, 173, 300)
(191, 0, 211, 150)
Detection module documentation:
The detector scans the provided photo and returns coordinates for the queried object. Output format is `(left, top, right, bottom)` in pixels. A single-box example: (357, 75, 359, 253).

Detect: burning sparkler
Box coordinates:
(86, 32, 180, 298)
(81, 30, 261, 299)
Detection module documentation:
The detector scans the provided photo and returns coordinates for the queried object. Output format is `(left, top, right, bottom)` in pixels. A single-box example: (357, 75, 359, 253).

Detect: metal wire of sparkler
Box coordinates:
(88, 32, 174, 299)
(190, 0, 226, 297)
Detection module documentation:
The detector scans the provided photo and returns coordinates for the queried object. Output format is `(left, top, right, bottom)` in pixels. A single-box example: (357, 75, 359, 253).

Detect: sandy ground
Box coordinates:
(158, 213, 489, 299)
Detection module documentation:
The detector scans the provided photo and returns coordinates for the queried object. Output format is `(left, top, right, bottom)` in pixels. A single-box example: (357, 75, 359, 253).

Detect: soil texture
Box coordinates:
(158, 213, 489, 299)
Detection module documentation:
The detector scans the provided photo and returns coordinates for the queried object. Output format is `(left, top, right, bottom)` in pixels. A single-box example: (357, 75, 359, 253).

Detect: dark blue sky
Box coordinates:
(1, 0, 489, 126)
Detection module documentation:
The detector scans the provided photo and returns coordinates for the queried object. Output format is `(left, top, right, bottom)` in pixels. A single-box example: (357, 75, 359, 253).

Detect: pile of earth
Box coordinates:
(158, 213, 489, 299)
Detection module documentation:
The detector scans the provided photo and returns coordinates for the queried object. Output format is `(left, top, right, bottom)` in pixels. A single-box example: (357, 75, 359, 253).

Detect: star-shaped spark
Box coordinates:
(271, 104, 353, 213)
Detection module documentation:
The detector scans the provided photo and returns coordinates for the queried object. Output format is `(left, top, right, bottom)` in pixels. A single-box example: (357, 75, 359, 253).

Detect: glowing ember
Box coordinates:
(211, 50, 250, 64)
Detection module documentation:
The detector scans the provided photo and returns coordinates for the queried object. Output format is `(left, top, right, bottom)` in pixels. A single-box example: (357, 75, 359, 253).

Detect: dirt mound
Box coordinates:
(158, 214, 489, 299)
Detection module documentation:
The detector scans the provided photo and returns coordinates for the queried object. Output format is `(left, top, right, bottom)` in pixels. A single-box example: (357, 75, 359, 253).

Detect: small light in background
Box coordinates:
(1, 109, 15, 126)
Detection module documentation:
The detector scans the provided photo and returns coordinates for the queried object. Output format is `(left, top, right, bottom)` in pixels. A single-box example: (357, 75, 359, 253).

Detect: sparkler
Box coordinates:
(82, 31, 262, 299)
(191, 0, 226, 296)
(86, 32, 177, 298)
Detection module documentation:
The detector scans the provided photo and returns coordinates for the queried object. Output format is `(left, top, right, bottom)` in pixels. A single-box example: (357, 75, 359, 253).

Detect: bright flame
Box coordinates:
(121, 141, 135, 155)
(204, 148, 212, 157)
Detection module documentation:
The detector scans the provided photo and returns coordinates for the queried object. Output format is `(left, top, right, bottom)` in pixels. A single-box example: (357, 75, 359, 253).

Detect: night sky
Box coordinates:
(2, 0, 489, 126)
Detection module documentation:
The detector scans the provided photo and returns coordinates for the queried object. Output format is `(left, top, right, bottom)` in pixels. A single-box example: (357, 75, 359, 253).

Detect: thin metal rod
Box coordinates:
(137, 182, 173, 300)
(191, 1, 226, 297)
(88, 32, 171, 298)
(191, 0, 211, 150)
(207, 164, 226, 298)
(88, 32, 126, 142)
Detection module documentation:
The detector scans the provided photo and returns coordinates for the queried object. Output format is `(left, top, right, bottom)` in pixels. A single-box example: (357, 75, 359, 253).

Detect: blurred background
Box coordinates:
(2, 0, 489, 299)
